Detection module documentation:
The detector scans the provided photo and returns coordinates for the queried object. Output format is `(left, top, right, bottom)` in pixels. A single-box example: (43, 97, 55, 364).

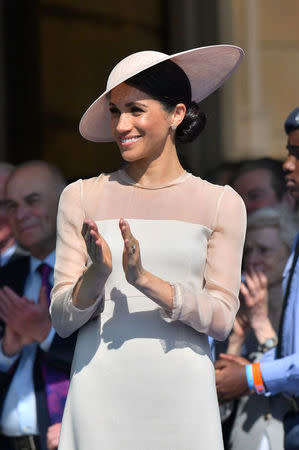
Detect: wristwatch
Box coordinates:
(258, 336, 278, 353)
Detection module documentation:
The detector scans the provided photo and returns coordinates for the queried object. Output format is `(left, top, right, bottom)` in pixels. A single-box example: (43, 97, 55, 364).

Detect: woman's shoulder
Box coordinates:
(191, 175, 243, 204)
(62, 172, 114, 197)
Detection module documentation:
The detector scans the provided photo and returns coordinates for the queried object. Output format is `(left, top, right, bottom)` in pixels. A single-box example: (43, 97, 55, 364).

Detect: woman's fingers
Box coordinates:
(90, 230, 104, 263)
(119, 218, 129, 240)
(81, 219, 107, 264)
(81, 221, 88, 238)
(119, 219, 139, 257)
(82, 219, 99, 239)
(256, 270, 268, 288)
(241, 273, 256, 306)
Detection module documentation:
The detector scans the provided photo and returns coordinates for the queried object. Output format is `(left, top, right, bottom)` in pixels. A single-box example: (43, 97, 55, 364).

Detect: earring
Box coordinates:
(171, 124, 176, 131)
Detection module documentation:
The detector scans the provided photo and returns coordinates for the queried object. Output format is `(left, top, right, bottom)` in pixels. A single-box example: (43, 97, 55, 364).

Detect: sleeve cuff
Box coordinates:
(260, 354, 299, 396)
(160, 282, 183, 322)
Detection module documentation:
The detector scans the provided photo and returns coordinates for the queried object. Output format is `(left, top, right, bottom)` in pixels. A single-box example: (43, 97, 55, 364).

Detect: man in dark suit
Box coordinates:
(0, 161, 76, 450)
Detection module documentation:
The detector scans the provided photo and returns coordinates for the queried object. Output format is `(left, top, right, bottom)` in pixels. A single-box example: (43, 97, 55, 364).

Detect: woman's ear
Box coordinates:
(171, 103, 186, 128)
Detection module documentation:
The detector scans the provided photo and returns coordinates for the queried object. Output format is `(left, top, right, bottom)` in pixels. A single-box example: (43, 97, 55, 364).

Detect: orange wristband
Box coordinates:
(252, 362, 265, 394)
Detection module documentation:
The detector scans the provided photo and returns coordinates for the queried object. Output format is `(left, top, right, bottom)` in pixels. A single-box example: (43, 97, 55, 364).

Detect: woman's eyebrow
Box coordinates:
(108, 101, 148, 108)
(125, 101, 148, 108)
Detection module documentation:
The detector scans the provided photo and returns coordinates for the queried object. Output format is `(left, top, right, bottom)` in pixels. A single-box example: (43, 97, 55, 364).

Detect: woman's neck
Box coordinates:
(124, 145, 185, 188)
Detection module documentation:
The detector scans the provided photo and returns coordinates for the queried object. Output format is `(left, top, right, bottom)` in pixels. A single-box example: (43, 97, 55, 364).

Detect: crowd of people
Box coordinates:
(0, 42, 297, 450)
(213, 107, 299, 450)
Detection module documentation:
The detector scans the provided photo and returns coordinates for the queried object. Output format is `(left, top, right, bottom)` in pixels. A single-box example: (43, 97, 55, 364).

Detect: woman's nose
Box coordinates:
(116, 113, 132, 133)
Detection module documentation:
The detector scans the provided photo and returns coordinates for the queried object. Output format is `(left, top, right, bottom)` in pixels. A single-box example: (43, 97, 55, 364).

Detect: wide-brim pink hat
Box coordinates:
(79, 44, 244, 143)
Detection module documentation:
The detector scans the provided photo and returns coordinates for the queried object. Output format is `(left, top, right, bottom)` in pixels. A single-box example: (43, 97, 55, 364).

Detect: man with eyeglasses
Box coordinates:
(215, 107, 299, 450)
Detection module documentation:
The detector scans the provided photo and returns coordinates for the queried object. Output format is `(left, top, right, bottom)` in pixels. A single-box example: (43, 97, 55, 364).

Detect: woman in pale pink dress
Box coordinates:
(50, 45, 246, 450)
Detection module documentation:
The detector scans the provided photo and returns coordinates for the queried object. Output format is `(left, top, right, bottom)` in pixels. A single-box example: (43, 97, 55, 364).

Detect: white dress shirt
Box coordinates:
(0, 251, 56, 436)
(0, 244, 17, 267)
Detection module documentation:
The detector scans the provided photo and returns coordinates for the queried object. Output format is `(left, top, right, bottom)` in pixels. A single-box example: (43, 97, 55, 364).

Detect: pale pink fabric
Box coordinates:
(50, 169, 246, 340)
(50, 169, 246, 450)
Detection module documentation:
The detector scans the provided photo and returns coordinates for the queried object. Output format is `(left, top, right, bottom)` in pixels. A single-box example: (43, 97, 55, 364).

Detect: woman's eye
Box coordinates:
(131, 107, 143, 114)
(109, 107, 120, 115)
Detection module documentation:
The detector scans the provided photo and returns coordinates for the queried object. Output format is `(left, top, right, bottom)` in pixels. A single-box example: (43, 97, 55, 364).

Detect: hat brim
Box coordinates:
(79, 45, 244, 143)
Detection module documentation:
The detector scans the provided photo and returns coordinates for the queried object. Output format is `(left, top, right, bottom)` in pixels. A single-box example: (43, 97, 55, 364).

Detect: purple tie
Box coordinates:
(37, 263, 70, 425)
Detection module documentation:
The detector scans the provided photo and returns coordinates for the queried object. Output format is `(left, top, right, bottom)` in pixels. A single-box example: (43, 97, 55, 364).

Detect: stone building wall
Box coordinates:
(40, 0, 165, 179)
(219, 0, 299, 162)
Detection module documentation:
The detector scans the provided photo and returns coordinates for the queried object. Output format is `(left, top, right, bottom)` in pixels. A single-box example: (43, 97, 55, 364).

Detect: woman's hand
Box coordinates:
(81, 219, 112, 275)
(240, 268, 276, 344)
(240, 268, 268, 328)
(72, 220, 112, 310)
(119, 219, 145, 285)
(118, 219, 173, 311)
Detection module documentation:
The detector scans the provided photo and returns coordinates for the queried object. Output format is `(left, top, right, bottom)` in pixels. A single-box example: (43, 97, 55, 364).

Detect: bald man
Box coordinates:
(0, 161, 76, 450)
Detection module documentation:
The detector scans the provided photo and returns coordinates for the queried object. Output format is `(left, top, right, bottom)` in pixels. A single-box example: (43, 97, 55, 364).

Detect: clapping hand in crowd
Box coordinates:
(0, 285, 51, 356)
(215, 267, 275, 403)
(47, 423, 61, 450)
(240, 268, 269, 331)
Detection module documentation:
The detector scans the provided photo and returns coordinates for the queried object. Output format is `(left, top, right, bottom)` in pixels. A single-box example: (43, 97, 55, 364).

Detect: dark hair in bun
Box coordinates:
(126, 59, 206, 143)
(176, 101, 206, 143)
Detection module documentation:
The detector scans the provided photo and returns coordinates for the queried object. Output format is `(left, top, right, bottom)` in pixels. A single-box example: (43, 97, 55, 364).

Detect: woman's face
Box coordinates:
(243, 226, 289, 286)
(109, 83, 174, 163)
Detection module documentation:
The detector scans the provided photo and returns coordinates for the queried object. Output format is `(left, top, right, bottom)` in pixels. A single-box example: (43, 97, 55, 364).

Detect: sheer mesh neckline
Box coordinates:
(116, 168, 192, 190)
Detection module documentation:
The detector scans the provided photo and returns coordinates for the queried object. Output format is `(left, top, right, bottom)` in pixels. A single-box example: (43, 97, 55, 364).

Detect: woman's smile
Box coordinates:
(119, 135, 142, 147)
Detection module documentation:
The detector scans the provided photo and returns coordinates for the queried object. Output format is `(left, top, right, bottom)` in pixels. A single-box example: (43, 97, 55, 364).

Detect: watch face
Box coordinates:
(258, 336, 278, 353)
(263, 337, 278, 350)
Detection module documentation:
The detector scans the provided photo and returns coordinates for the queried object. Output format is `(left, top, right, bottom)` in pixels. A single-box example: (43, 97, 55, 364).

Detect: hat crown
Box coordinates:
(106, 50, 168, 91)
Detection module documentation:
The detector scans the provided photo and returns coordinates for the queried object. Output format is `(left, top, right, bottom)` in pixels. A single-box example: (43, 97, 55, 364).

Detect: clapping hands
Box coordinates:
(81, 219, 112, 275)
(119, 218, 145, 286)
(240, 268, 269, 330)
(0, 286, 52, 356)
(79, 219, 171, 311)
(227, 268, 269, 354)
(81, 218, 144, 286)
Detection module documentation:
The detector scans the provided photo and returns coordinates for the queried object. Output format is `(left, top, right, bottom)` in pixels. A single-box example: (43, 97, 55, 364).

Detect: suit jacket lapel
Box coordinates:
(0, 255, 30, 296)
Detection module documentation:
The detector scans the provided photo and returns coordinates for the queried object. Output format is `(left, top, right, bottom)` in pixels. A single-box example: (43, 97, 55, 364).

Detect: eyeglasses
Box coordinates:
(286, 144, 299, 158)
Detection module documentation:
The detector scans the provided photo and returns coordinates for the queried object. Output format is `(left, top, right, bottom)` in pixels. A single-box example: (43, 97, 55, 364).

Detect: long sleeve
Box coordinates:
(50, 180, 104, 338)
(260, 351, 299, 396)
(259, 240, 299, 396)
(163, 186, 246, 340)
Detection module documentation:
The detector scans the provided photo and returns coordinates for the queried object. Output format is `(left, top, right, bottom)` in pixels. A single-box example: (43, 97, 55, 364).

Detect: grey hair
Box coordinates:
(247, 204, 299, 251)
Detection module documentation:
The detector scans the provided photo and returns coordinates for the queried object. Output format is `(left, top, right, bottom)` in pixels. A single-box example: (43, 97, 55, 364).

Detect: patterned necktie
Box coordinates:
(37, 263, 70, 425)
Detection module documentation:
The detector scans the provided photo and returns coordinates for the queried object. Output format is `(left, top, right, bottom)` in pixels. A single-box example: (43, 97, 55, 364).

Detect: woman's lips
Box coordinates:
(119, 136, 141, 147)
